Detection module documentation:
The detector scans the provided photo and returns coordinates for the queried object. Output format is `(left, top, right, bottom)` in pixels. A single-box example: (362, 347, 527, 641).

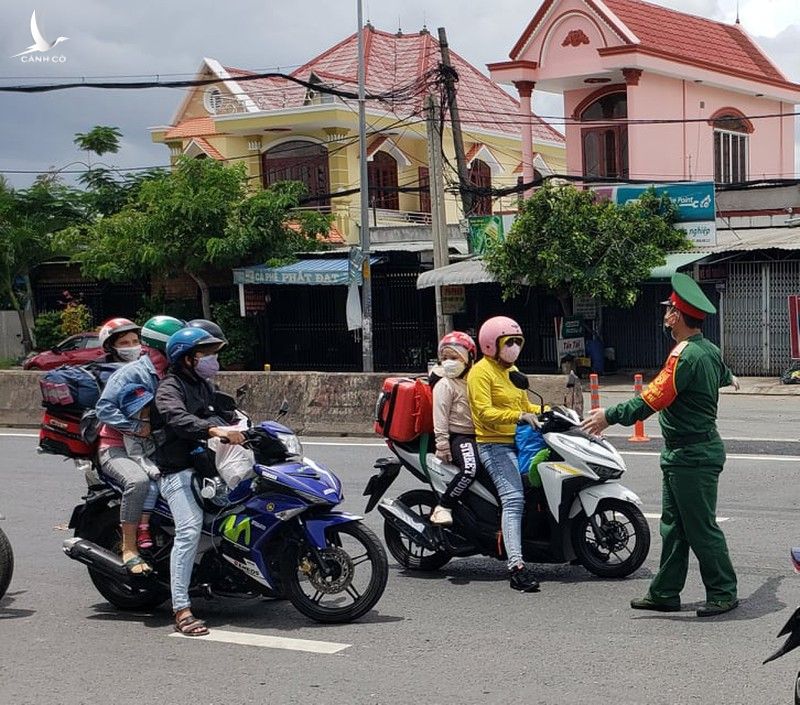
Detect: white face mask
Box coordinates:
(115, 345, 142, 362)
(499, 343, 521, 364)
(441, 359, 466, 378)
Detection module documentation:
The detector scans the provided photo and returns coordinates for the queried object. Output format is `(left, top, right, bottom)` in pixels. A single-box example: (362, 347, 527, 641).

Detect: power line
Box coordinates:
(0, 68, 440, 103)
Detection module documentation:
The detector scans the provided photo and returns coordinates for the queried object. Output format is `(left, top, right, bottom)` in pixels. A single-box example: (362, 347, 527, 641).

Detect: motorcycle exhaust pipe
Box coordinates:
(62, 537, 130, 581)
(377, 498, 438, 551)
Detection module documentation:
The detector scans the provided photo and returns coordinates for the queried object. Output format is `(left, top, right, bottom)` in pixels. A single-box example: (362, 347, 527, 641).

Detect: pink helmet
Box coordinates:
(438, 331, 477, 363)
(478, 316, 523, 357)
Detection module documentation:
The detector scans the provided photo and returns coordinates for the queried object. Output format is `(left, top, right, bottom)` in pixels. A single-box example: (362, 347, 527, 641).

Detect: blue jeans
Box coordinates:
(158, 470, 203, 612)
(478, 443, 524, 569)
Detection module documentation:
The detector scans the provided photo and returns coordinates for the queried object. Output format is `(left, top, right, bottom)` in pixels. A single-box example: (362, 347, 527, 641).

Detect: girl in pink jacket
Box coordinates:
(430, 331, 482, 526)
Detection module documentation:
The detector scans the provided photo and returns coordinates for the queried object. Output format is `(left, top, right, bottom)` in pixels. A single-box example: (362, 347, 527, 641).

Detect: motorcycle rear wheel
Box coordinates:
(383, 489, 452, 571)
(0, 526, 13, 600)
(82, 510, 169, 611)
(571, 499, 650, 579)
(282, 521, 388, 623)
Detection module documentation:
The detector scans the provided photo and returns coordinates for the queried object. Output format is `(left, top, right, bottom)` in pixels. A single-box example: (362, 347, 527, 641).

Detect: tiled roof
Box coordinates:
(224, 26, 564, 144)
(601, 0, 787, 84)
(164, 116, 216, 139)
(190, 137, 224, 160)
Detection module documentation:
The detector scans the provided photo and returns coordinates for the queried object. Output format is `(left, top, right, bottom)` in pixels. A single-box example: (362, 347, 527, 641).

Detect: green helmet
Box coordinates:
(141, 315, 185, 353)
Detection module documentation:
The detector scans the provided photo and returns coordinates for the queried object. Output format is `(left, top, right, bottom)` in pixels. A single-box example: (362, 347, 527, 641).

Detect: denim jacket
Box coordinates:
(95, 355, 160, 434)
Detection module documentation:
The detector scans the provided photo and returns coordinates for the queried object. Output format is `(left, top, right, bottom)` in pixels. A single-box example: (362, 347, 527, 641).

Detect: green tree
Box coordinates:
(73, 125, 122, 160)
(72, 125, 158, 216)
(484, 183, 691, 316)
(60, 157, 330, 318)
(0, 178, 85, 352)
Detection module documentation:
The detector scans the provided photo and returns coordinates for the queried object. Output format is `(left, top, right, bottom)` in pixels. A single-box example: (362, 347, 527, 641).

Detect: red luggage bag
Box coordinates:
(39, 409, 94, 458)
(374, 377, 433, 442)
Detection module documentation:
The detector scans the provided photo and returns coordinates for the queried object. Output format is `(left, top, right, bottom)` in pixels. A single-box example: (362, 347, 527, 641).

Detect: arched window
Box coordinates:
(579, 90, 628, 179)
(468, 159, 492, 216)
(367, 151, 399, 210)
(261, 140, 330, 206)
(712, 110, 750, 184)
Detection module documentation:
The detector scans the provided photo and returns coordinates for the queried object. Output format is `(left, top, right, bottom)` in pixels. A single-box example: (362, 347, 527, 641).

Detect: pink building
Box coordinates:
(489, 0, 800, 185)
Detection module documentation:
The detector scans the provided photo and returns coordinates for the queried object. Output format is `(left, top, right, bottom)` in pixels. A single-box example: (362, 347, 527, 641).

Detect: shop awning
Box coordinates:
(417, 259, 495, 289)
(648, 252, 709, 279)
(233, 256, 382, 286)
(417, 252, 714, 289)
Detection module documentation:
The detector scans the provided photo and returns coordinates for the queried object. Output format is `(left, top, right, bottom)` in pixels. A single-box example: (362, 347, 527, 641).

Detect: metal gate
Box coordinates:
(723, 260, 800, 375)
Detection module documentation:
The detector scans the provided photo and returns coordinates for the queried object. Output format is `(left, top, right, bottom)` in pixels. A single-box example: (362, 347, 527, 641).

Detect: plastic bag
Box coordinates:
(515, 423, 548, 476)
(208, 413, 255, 489)
(780, 361, 800, 385)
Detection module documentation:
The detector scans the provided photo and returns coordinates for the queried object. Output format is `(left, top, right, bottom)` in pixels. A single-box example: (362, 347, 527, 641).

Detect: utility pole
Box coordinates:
(357, 0, 373, 371)
(425, 94, 452, 339)
(437, 27, 472, 218)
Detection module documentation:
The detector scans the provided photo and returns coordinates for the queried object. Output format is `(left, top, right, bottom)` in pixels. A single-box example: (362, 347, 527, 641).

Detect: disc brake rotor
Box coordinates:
(301, 546, 354, 594)
(598, 519, 630, 552)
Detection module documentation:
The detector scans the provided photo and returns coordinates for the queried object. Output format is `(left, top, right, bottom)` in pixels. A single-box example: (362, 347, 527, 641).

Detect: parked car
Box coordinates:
(23, 333, 104, 371)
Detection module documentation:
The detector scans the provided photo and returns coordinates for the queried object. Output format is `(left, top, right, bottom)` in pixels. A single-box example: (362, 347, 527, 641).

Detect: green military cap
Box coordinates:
(661, 272, 716, 319)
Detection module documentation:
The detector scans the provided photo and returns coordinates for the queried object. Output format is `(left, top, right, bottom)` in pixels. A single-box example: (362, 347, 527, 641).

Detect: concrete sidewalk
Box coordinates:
(589, 372, 800, 395)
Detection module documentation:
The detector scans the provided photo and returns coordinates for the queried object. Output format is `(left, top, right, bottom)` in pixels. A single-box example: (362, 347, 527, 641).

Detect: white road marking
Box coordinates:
(607, 433, 799, 443)
(643, 512, 729, 523)
(3, 432, 799, 462)
(621, 450, 800, 462)
(168, 629, 350, 653)
(304, 440, 385, 447)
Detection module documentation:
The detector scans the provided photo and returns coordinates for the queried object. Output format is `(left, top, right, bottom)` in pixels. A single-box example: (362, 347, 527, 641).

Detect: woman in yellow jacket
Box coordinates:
(467, 316, 542, 592)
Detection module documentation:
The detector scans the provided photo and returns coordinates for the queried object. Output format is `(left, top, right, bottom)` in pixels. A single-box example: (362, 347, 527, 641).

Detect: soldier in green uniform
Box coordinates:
(582, 273, 740, 617)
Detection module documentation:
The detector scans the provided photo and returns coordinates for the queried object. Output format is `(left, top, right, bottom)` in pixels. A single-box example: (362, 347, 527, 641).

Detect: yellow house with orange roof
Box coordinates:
(150, 25, 565, 245)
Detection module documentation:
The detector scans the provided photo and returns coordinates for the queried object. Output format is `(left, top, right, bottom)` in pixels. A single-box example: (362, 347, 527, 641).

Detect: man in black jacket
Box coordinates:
(155, 327, 244, 636)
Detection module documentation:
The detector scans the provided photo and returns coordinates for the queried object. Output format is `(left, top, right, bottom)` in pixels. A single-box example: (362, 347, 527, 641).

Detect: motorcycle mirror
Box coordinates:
(276, 399, 289, 418)
(509, 370, 530, 390)
(213, 391, 237, 413)
(235, 383, 249, 404)
(566, 370, 579, 389)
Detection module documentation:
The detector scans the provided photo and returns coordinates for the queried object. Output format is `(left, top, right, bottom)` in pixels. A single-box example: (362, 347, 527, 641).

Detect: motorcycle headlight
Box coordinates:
(587, 463, 623, 480)
(276, 432, 303, 458)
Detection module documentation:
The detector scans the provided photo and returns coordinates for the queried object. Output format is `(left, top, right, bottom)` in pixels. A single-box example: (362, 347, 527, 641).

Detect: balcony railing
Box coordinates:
(292, 204, 432, 227)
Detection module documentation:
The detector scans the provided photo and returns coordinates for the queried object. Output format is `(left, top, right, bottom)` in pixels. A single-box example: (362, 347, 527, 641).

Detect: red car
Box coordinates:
(23, 333, 105, 371)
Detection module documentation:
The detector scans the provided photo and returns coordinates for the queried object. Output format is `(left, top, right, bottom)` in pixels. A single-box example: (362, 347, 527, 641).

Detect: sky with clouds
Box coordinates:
(0, 0, 798, 188)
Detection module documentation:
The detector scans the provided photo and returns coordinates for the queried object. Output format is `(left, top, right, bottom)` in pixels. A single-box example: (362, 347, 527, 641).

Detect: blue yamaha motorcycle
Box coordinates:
(63, 420, 388, 623)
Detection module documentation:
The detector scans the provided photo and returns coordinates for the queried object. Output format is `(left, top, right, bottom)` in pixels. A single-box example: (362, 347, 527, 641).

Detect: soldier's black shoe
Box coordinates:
(509, 565, 540, 592)
(696, 598, 739, 617)
(630, 596, 681, 612)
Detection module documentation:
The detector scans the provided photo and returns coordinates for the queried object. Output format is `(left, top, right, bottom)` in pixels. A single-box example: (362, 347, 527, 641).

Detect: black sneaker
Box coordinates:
(509, 565, 540, 592)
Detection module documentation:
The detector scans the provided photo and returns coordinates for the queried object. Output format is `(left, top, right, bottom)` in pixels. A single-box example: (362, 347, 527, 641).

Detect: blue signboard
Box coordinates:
(615, 182, 715, 223)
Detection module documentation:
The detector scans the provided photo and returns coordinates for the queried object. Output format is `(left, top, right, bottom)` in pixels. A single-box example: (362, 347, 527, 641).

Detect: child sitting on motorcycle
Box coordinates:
(430, 332, 482, 526)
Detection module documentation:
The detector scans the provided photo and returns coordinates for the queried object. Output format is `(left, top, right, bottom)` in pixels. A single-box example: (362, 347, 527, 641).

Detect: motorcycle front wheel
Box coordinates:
(0, 525, 13, 600)
(282, 521, 388, 623)
(383, 489, 452, 571)
(571, 499, 650, 579)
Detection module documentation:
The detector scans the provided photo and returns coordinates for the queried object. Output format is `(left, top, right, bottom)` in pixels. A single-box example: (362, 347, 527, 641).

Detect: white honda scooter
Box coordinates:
(363, 373, 650, 578)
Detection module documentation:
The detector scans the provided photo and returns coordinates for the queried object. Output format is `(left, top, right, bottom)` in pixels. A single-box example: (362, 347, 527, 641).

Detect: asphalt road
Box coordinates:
(1, 425, 800, 705)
